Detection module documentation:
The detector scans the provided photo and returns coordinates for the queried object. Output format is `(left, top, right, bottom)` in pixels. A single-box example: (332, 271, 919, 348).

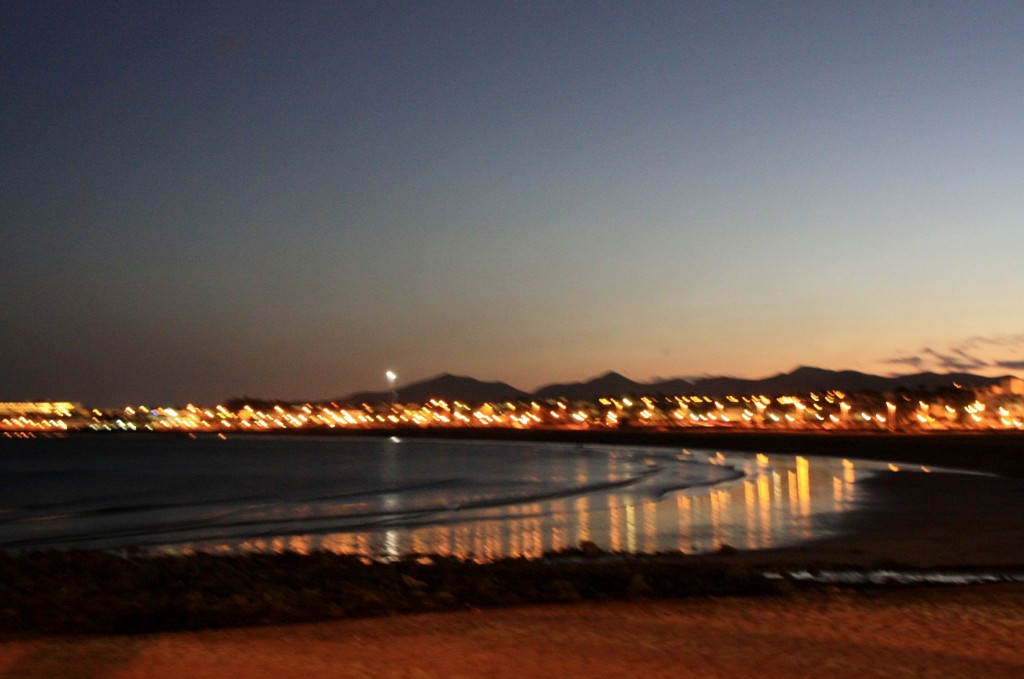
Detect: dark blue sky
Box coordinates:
(4, 1, 1024, 406)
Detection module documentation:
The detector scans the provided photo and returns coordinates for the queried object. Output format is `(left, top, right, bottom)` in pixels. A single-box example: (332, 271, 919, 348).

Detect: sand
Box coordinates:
(709, 470, 1024, 569)
(3, 430, 1024, 676)
(3, 586, 1023, 678)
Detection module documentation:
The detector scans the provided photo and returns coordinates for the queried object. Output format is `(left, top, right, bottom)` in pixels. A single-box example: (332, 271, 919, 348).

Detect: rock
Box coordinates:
(626, 572, 652, 597)
(401, 573, 428, 590)
(541, 578, 581, 602)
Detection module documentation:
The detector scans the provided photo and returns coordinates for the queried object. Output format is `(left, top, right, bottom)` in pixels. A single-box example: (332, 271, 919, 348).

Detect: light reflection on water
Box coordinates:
(180, 450, 893, 560)
(3, 436, 934, 558)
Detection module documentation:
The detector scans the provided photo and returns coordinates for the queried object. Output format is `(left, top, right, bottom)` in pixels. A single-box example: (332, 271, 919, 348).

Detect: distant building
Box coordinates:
(1000, 377, 1024, 395)
(0, 401, 82, 418)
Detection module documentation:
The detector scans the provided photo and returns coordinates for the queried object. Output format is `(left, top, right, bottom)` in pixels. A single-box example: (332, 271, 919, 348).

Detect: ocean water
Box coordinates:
(0, 434, 888, 559)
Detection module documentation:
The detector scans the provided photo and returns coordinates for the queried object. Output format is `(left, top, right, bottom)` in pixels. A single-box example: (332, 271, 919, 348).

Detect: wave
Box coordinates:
(652, 467, 747, 499)
(0, 471, 675, 551)
(0, 437, 786, 555)
(4, 475, 739, 552)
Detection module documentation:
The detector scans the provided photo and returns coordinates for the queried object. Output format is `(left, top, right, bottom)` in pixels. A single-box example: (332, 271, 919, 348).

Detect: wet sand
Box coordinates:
(397, 429, 1024, 567)
(709, 470, 1024, 569)
(3, 430, 1024, 676)
(674, 430, 1024, 568)
(333, 428, 1024, 567)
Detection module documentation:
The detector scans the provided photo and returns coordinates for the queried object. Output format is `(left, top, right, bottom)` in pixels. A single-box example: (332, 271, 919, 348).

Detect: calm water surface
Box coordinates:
(0, 434, 902, 559)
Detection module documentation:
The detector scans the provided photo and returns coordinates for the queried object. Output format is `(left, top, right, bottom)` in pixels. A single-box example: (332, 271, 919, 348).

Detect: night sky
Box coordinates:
(4, 1, 1024, 406)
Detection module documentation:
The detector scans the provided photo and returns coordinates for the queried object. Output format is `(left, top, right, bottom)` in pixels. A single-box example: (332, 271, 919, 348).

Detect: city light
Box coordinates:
(2, 375, 1024, 435)
(386, 371, 397, 406)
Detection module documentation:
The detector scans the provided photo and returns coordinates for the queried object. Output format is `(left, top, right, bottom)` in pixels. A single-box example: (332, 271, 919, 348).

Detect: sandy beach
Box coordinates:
(3, 430, 1023, 676)
(3, 586, 1023, 678)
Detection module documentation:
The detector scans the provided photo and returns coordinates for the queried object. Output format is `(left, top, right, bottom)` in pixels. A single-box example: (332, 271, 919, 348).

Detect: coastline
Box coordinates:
(7, 428, 1024, 569)
(3, 428, 1024, 637)
(3, 428, 1024, 676)
(448, 428, 1024, 568)
(274, 427, 1024, 568)
(344, 426, 1024, 477)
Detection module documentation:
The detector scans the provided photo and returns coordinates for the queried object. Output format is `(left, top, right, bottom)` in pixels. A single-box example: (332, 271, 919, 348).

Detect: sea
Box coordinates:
(0, 433, 894, 559)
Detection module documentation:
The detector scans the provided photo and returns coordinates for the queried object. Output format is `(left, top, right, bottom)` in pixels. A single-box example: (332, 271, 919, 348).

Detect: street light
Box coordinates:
(386, 371, 397, 406)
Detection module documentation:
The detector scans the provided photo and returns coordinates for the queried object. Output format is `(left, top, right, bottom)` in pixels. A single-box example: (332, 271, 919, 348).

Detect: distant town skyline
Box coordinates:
(4, 2, 1024, 406)
(6, 359, 1022, 409)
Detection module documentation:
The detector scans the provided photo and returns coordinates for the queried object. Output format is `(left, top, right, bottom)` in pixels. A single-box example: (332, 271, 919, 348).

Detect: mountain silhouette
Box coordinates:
(338, 373, 526, 405)
(332, 366, 1011, 405)
(685, 366, 1006, 397)
(532, 371, 645, 402)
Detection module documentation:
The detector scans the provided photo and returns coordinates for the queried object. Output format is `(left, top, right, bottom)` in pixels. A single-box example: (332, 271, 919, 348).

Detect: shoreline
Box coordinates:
(10, 428, 1024, 567)
(201, 427, 1024, 568)
(533, 428, 1024, 568)
(58, 425, 1024, 475)
(63, 425, 1024, 470)
(342, 426, 1024, 477)
(3, 428, 1023, 637)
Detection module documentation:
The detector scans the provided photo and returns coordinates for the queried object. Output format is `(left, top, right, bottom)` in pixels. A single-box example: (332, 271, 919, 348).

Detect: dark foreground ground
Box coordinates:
(4, 585, 1024, 678)
(2, 430, 1023, 677)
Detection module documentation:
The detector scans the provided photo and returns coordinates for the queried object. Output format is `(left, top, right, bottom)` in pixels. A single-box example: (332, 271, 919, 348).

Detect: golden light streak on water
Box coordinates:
(643, 500, 657, 554)
(676, 494, 693, 553)
(625, 503, 637, 553)
(574, 455, 591, 545)
(549, 498, 569, 554)
(575, 495, 590, 544)
(709, 488, 727, 548)
(410, 530, 426, 556)
(485, 521, 501, 561)
(744, 479, 758, 549)
(796, 456, 811, 518)
(834, 459, 854, 507)
(758, 472, 773, 549)
(608, 496, 623, 552)
(160, 453, 901, 560)
(508, 507, 523, 558)
(526, 503, 543, 558)
(385, 529, 399, 559)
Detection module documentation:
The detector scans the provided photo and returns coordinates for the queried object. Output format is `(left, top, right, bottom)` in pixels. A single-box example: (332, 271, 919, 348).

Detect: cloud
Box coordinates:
(952, 348, 990, 370)
(922, 348, 987, 372)
(962, 334, 1024, 349)
(882, 355, 925, 370)
(881, 333, 1024, 375)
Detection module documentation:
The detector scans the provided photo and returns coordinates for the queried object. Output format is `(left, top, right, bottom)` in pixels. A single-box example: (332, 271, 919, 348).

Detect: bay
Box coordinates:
(0, 434, 886, 559)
